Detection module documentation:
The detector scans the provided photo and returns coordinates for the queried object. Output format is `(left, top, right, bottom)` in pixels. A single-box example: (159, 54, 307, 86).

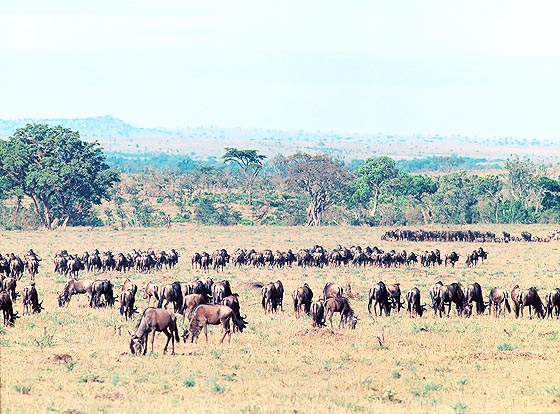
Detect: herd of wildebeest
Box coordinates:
(0, 241, 559, 356)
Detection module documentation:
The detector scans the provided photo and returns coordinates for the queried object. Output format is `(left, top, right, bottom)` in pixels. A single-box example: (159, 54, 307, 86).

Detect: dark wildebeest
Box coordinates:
(119, 290, 136, 320)
(221, 294, 244, 332)
(273, 280, 284, 311)
(0, 291, 18, 326)
(184, 304, 247, 344)
(429, 281, 444, 316)
(435, 283, 467, 317)
(517, 287, 545, 319)
(157, 282, 183, 313)
(67, 255, 84, 279)
(22, 283, 43, 314)
(310, 300, 326, 327)
(129, 308, 179, 355)
(2, 277, 18, 302)
(488, 287, 511, 318)
(324, 296, 358, 329)
(406, 287, 425, 318)
(545, 288, 560, 318)
(368, 281, 391, 317)
(58, 279, 94, 307)
(143, 281, 159, 307)
(386, 283, 403, 313)
(323, 282, 343, 300)
(181, 293, 207, 323)
(465, 251, 479, 268)
(8, 253, 24, 280)
(212, 280, 232, 304)
(292, 283, 313, 318)
(476, 247, 488, 263)
(90, 279, 116, 308)
(261, 282, 277, 314)
(464, 282, 485, 316)
(444, 251, 460, 267)
(24, 250, 40, 281)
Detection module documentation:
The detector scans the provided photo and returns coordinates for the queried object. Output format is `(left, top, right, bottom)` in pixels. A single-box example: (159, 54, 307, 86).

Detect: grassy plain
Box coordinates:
(1, 224, 559, 414)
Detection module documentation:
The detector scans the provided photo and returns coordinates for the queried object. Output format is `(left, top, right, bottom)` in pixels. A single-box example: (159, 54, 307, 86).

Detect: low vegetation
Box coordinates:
(1, 224, 559, 413)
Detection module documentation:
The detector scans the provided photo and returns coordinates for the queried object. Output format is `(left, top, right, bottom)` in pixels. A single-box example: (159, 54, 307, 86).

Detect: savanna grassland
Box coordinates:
(1, 224, 559, 414)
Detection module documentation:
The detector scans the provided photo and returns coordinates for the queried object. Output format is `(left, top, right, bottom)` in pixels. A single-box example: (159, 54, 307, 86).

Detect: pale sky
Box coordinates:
(1, 0, 560, 139)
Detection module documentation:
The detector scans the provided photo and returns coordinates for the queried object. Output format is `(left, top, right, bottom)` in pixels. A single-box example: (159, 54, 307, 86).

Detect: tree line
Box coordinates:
(0, 124, 559, 230)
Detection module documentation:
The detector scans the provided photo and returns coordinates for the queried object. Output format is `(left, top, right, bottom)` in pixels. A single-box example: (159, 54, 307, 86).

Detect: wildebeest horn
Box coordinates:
(128, 330, 133, 336)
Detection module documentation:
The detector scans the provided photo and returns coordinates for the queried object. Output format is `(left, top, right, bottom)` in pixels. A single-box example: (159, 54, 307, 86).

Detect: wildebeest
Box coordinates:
(22, 283, 43, 314)
(129, 308, 179, 355)
(8, 253, 24, 280)
(464, 282, 485, 316)
(273, 280, 284, 311)
(545, 288, 560, 318)
(90, 279, 116, 308)
(510, 285, 523, 317)
(429, 281, 444, 316)
(212, 280, 232, 304)
(323, 282, 343, 300)
(119, 290, 136, 320)
(516, 287, 545, 319)
(292, 283, 313, 318)
(310, 300, 326, 327)
(184, 304, 247, 344)
(406, 287, 425, 318)
(0, 291, 18, 326)
(434, 283, 466, 317)
(261, 282, 278, 314)
(181, 293, 207, 322)
(58, 279, 94, 307)
(157, 282, 183, 313)
(386, 283, 403, 312)
(324, 296, 358, 329)
(488, 287, 511, 318)
(2, 277, 18, 302)
(142, 281, 159, 307)
(444, 251, 460, 267)
(368, 281, 391, 317)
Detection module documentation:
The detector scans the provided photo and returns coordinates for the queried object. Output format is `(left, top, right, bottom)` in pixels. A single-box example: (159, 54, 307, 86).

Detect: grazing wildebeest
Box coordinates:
(429, 281, 444, 316)
(90, 279, 116, 308)
(121, 278, 138, 297)
(181, 293, 207, 322)
(368, 281, 391, 317)
(184, 304, 247, 344)
(386, 283, 403, 312)
(220, 294, 244, 332)
(22, 283, 43, 314)
(157, 282, 183, 313)
(0, 291, 18, 326)
(119, 290, 136, 320)
(58, 279, 95, 307)
(261, 282, 277, 314)
(310, 300, 326, 327)
(435, 283, 466, 317)
(212, 280, 232, 304)
(488, 287, 511, 318)
(444, 251, 460, 267)
(545, 288, 560, 318)
(2, 277, 18, 302)
(323, 282, 343, 300)
(324, 296, 357, 329)
(406, 287, 425, 318)
(517, 287, 545, 319)
(292, 283, 313, 318)
(129, 308, 179, 355)
(143, 281, 159, 307)
(464, 282, 485, 316)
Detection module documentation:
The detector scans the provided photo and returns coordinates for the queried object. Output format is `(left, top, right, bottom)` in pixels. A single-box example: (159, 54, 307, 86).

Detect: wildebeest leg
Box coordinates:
(151, 330, 156, 354)
(204, 323, 209, 344)
(162, 328, 171, 354)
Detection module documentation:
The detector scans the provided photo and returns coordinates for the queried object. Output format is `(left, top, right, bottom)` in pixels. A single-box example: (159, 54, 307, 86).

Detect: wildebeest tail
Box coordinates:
(173, 320, 180, 342)
(157, 288, 165, 308)
(232, 312, 247, 333)
(504, 297, 511, 313)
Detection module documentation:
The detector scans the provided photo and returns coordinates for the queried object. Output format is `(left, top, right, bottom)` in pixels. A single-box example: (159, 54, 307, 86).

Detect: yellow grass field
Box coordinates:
(1, 224, 559, 414)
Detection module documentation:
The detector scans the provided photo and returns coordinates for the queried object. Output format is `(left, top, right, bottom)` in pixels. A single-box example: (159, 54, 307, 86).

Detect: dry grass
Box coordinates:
(1, 224, 560, 414)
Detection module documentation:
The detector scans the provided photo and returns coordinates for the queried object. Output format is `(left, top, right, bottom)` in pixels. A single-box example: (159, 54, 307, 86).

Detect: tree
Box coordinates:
(0, 124, 120, 229)
(222, 148, 266, 205)
(428, 172, 478, 224)
(389, 173, 437, 224)
(348, 156, 399, 220)
(473, 174, 504, 223)
(504, 155, 545, 210)
(283, 153, 351, 226)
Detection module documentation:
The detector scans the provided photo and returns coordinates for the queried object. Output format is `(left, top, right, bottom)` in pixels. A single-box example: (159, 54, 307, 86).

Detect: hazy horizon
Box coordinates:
(1, 1, 560, 140)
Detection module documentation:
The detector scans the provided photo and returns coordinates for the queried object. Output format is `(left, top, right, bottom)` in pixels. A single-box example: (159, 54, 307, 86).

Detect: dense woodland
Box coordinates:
(0, 124, 559, 230)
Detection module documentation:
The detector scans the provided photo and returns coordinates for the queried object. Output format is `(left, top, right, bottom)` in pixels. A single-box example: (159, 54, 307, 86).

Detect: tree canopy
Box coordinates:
(222, 147, 266, 205)
(0, 124, 120, 229)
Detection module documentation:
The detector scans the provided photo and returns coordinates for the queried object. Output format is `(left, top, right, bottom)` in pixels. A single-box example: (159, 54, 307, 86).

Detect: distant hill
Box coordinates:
(1, 116, 558, 163)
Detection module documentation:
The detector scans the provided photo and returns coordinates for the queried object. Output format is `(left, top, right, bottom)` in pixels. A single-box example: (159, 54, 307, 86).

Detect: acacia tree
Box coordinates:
(283, 153, 351, 226)
(222, 148, 266, 205)
(0, 124, 120, 229)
